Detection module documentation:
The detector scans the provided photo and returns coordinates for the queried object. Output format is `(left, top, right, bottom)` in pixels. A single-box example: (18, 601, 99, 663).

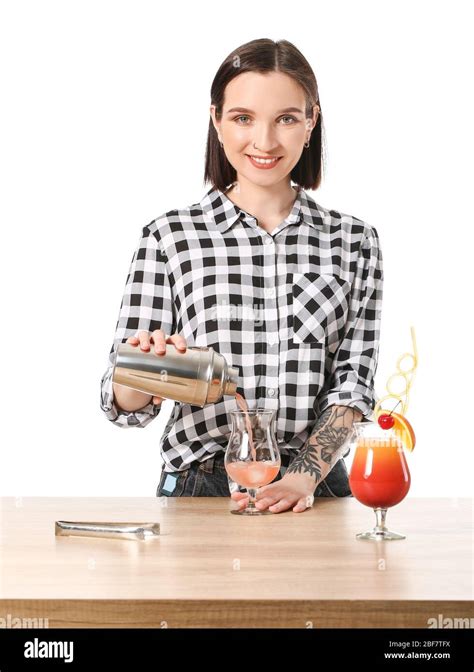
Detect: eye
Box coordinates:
(234, 115, 251, 125)
(232, 115, 299, 125)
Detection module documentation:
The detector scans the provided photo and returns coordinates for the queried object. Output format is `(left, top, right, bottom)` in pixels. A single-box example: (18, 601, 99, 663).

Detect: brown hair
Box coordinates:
(204, 38, 326, 192)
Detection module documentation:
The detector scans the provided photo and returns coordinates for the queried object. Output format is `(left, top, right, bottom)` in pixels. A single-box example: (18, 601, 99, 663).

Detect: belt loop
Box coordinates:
(199, 454, 215, 474)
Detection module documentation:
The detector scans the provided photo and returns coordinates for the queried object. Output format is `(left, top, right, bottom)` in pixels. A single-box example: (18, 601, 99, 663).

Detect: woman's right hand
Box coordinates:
(126, 330, 188, 405)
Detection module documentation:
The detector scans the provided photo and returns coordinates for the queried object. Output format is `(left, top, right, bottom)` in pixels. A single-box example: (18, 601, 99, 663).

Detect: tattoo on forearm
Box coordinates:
(318, 406, 353, 464)
(286, 446, 322, 481)
(287, 405, 362, 480)
(286, 408, 331, 480)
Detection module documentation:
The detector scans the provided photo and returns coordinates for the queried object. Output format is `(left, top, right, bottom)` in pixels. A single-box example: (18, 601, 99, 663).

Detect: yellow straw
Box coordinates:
(373, 325, 418, 419)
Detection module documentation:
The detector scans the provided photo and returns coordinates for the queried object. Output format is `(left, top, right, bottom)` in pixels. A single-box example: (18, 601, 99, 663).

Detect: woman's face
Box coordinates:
(210, 71, 319, 187)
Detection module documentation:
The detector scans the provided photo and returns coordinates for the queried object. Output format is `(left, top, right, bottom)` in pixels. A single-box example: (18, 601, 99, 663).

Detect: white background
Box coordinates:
(1, 0, 472, 496)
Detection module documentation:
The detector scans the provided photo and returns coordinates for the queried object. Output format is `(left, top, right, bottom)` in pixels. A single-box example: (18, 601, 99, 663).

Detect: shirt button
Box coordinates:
(268, 388, 275, 397)
(266, 287, 276, 298)
(265, 237, 273, 245)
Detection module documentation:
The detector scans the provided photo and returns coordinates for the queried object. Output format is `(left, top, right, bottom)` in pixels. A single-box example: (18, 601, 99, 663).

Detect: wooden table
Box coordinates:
(1, 496, 472, 628)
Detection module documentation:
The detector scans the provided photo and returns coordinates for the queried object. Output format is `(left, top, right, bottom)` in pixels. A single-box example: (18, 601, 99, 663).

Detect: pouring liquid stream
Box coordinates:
(234, 392, 257, 460)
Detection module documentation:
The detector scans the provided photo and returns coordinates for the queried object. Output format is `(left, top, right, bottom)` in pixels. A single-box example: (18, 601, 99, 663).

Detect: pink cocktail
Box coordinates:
(226, 461, 280, 489)
(225, 407, 280, 515)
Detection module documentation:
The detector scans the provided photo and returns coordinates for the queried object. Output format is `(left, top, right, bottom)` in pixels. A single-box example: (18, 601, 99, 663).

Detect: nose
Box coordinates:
(252, 123, 280, 154)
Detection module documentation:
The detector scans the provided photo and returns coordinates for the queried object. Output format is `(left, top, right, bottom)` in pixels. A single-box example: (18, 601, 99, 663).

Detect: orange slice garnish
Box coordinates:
(390, 412, 416, 452)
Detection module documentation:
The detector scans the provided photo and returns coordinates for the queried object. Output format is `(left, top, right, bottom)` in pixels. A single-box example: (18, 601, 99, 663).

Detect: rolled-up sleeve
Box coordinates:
(317, 225, 384, 419)
(100, 223, 175, 428)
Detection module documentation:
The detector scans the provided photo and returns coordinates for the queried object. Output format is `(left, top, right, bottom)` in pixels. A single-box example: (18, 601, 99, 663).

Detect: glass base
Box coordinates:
(355, 507, 406, 540)
(230, 507, 274, 516)
(356, 529, 406, 541)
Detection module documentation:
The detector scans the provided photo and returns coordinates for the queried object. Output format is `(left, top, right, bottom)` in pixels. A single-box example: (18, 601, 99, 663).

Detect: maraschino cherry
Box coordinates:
(377, 400, 402, 430)
(378, 413, 395, 430)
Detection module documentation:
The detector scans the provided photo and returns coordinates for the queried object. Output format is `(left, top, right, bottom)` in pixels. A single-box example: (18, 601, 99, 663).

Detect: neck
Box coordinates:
(225, 176, 298, 220)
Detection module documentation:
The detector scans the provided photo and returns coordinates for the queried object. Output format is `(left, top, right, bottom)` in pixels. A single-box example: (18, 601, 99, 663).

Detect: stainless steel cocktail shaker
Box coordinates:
(112, 343, 239, 407)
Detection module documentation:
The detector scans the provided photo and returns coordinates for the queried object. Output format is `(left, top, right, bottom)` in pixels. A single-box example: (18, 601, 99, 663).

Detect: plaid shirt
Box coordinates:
(100, 185, 384, 472)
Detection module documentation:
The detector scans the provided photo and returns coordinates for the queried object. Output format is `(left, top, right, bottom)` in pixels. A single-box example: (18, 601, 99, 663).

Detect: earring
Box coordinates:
(304, 139, 310, 148)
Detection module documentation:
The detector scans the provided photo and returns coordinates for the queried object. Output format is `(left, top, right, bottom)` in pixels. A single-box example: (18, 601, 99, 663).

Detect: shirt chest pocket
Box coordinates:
(292, 272, 352, 351)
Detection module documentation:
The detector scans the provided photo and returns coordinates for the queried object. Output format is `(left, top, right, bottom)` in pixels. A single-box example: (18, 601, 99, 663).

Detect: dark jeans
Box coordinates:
(156, 450, 353, 498)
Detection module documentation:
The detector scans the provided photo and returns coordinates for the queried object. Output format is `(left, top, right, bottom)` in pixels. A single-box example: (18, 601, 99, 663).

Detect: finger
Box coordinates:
(231, 493, 249, 509)
(167, 333, 187, 352)
(293, 496, 312, 513)
(138, 331, 151, 350)
(231, 491, 248, 501)
(268, 498, 294, 513)
(126, 336, 139, 346)
(151, 330, 167, 354)
(255, 495, 279, 509)
(255, 499, 276, 511)
(152, 396, 163, 405)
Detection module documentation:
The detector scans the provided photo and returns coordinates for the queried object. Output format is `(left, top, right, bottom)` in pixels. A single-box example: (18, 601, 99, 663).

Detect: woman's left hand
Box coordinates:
(230, 472, 317, 514)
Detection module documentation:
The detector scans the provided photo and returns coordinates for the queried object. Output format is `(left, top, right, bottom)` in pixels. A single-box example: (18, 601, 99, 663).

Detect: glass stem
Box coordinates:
(247, 488, 258, 510)
(374, 507, 388, 533)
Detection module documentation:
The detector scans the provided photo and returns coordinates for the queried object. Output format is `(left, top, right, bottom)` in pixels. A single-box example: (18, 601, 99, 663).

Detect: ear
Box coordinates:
(210, 105, 220, 135)
(310, 104, 320, 131)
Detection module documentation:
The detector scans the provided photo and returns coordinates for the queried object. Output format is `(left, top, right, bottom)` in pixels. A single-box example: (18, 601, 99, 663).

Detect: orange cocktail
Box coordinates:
(349, 326, 417, 539)
(348, 421, 411, 540)
(349, 436, 411, 509)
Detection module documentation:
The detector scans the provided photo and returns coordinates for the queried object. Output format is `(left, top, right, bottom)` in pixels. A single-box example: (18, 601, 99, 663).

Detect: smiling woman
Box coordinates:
(204, 38, 325, 196)
(101, 38, 384, 514)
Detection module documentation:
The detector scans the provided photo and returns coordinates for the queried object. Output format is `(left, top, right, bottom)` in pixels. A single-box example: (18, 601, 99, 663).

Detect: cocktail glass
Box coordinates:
(349, 421, 411, 540)
(225, 409, 280, 516)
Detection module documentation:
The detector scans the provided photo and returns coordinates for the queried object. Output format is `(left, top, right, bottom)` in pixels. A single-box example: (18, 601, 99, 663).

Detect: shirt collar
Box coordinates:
(200, 184, 326, 234)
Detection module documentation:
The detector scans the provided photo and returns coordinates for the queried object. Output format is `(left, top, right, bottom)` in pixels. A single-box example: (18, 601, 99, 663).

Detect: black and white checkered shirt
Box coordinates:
(100, 185, 383, 472)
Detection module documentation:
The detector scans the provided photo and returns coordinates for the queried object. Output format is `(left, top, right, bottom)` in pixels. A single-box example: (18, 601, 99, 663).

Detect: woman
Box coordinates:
(100, 38, 383, 513)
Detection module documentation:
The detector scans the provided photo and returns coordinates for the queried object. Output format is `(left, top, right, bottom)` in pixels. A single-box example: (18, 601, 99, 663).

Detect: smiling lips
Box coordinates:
(246, 155, 282, 170)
